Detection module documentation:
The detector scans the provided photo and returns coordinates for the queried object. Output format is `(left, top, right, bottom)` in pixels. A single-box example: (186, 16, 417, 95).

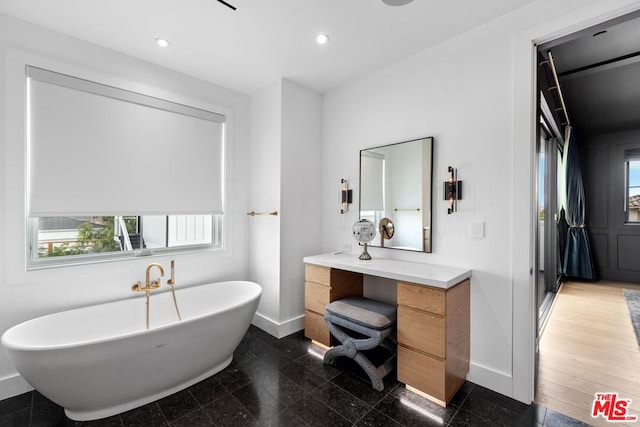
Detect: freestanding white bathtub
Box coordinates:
(1, 280, 261, 421)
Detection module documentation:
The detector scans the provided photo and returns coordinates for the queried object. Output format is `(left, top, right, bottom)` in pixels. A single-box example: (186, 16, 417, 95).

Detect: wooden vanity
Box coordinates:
(303, 253, 471, 406)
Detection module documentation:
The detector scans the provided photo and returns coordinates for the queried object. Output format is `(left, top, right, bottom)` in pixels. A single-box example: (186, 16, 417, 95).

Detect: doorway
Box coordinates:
(532, 8, 640, 424)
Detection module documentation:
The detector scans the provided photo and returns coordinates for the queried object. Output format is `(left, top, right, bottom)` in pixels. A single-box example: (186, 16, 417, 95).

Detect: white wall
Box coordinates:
(280, 80, 323, 327)
(323, 17, 516, 396)
(321, 0, 640, 403)
(0, 14, 251, 399)
(249, 78, 323, 337)
(248, 80, 282, 330)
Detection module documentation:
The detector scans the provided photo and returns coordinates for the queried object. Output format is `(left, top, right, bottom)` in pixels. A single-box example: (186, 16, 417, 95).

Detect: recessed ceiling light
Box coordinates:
(155, 37, 171, 48)
(316, 34, 330, 45)
(382, 0, 415, 6)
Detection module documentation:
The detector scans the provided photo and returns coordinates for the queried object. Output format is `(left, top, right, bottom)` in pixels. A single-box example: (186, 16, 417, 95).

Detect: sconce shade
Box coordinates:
(443, 166, 462, 214)
(340, 179, 353, 214)
(443, 181, 462, 200)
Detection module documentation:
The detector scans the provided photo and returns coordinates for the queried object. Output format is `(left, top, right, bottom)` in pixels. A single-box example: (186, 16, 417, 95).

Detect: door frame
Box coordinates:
(512, 0, 640, 404)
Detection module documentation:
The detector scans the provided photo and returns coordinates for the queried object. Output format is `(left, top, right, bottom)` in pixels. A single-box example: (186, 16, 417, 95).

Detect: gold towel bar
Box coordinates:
(246, 211, 278, 216)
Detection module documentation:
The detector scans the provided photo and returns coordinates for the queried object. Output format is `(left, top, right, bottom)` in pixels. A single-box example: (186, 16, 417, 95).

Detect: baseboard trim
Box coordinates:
(0, 373, 33, 401)
(467, 361, 513, 399)
(251, 312, 304, 339)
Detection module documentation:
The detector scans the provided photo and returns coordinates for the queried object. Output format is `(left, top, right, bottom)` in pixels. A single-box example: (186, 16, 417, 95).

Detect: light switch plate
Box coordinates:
(470, 220, 485, 238)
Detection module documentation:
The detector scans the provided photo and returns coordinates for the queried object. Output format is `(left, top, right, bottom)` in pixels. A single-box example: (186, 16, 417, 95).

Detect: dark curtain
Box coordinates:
(563, 128, 595, 280)
(555, 207, 568, 290)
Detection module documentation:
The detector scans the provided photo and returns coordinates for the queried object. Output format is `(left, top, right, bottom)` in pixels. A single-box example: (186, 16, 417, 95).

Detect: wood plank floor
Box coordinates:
(536, 280, 640, 427)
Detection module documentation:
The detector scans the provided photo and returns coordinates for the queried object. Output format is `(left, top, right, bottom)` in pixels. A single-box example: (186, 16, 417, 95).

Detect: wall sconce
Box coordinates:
(443, 166, 462, 214)
(340, 179, 353, 214)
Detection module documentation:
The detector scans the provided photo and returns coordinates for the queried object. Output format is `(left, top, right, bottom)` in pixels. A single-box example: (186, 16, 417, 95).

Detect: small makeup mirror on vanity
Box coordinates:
(359, 136, 433, 252)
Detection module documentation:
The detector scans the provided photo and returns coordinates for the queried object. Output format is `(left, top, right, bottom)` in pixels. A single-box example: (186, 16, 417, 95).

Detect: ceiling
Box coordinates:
(543, 12, 640, 136)
(0, 0, 534, 95)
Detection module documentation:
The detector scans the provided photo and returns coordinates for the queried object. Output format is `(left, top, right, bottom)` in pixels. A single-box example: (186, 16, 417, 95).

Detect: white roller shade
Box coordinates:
(27, 66, 225, 216)
(360, 151, 385, 211)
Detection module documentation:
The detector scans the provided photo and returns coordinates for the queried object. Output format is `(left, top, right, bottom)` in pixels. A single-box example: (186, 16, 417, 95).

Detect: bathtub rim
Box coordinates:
(1, 280, 261, 352)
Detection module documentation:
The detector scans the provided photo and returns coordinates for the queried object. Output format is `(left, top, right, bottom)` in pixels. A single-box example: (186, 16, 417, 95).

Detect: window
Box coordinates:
(32, 215, 223, 261)
(626, 157, 640, 223)
(26, 66, 226, 266)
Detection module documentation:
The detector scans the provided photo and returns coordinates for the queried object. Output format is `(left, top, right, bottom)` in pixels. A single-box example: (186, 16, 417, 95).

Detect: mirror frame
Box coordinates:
(359, 136, 434, 253)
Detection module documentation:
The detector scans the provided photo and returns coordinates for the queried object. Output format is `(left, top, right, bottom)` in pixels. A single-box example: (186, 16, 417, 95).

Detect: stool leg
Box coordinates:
(324, 336, 357, 363)
(354, 352, 384, 392)
(376, 354, 396, 382)
(323, 317, 353, 364)
(323, 314, 396, 392)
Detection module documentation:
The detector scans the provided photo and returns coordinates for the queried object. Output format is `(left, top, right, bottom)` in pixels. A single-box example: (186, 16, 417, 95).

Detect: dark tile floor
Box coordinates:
(0, 325, 592, 426)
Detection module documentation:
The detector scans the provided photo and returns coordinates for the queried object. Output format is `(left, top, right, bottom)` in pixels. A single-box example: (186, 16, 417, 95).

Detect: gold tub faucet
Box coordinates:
(145, 262, 165, 290)
(131, 262, 165, 293)
(132, 262, 165, 329)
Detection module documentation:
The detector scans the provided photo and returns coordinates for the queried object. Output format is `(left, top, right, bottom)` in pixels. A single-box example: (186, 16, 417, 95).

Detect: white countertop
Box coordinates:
(303, 253, 471, 289)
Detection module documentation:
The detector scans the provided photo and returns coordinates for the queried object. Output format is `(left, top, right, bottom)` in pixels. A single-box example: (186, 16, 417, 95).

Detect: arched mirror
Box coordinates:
(359, 136, 433, 252)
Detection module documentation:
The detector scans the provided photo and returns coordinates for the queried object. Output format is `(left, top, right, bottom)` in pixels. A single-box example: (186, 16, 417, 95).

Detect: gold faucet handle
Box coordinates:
(150, 279, 161, 289)
(131, 281, 144, 292)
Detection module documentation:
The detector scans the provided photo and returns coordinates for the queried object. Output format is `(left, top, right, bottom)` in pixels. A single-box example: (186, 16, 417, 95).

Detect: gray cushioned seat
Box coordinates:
(325, 297, 396, 330)
(323, 296, 397, 391)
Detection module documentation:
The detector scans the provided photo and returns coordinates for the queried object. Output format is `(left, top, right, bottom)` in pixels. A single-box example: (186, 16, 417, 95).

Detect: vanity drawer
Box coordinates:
(305, 264, 364, 291)
(397, 306, 445, 359)
(305, 264, 331, 286)
(397, 345, 445, 402)
(398, 281, 445, 315)
(305, 281, 331, 314)
(304, 310, 330, 346)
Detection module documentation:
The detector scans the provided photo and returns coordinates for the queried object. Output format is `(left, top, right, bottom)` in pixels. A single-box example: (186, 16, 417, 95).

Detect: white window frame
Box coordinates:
(28, 214, 225, 269)
(21, 61, 230, 270)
